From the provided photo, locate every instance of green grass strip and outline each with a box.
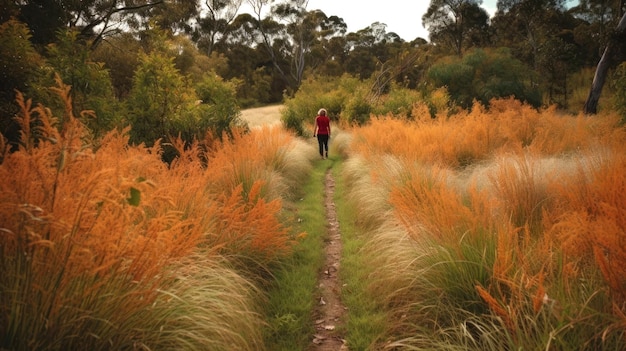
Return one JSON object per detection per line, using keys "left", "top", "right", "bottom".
{"left": 264, "top": 154, "right": 387, "bottom": 350}
{"left": 262, "top": 157, "right": 332, "bottom": 350}
{"left": 331, "top": 160, "right": 388, "bottom": 351}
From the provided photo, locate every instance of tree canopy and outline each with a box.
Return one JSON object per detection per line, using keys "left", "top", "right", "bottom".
{"left": 1, "top": 0, "right": 626, "bottom": 147}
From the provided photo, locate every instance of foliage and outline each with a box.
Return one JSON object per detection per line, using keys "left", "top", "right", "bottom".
{"left": 341, "top": 86, "right": 372, "bottom": 125}
{"left": 281, "top": 75, "right": 354, "bottom": 135}
{"left": 0, "top": 19, "right": 46, "bottom": 145}
{"left": 125, "top": 51, "right": 197, "bottom": 147}
{"left": 282, "top": 73, "right": 439, "bottom": 133}
{"left": 423, "top": 0, "right": 491, "bottom": 55}
{"left": 371, "top": 84, "right": 423, "bottom": 118}
{"left": 91, "top": 32, "right": 143, "bottom": 99}
{"left": 45, "top": 29, "right": 121, "bottom": 139}
{"left": 428, "top": 48, "right": 542, "bottom": 109}
{"left": 2, "top": 0, "right": 625, "bottom": 113}
{"left": 194, "top": 72, "right": 243, "bottom": 139}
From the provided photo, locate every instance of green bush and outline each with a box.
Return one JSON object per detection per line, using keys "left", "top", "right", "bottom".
{"left": 372, "top": 84, "right": 424, "bottom": 118}
{"left": 282, "top": 75, "right": 371, "bottom": 134}
{"left": 0, "top": 19, "right": 46, "bottom": 144}
{"left": 282, "top": 76, "right": 347, "bottom": 135}
{"left": 341, "top": 88, "right": 372, "bottom": 125}
{"left": 45, "top": 29, "right": 122, "bottom": 139}
{"left": 195, "top": 72, "right": 243, "bottom": 138}
{"left": 428, "top": 48, "right": 542, "bottom": 109}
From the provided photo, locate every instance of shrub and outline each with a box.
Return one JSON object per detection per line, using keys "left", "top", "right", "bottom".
{"left": 341, "top": 86, "right": 372, "bottom": 125}
{"left": 126, "top": 51, "right": 197, "bottom": 147}
{"left": 372, "top": 84, "right": 423, "bottom": 118}
{"left": 0, "top": 19, "right": 46, "bottom": 145}
{"left": 282, "top": 75, "right": 363, "bottom": 135}
{"left": 428, "top": 48, "right": 542, "bottom": 109}
{"left": 194, "top": 72, "right": 243, "bottom": 139}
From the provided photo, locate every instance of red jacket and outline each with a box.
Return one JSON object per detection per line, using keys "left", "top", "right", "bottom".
{"left": 315, "top": 115, "right": 330, "bottom": 135}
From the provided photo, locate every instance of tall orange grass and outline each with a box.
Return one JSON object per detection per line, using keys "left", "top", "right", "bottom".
{"left": 349, "top": 98, "right": 624, "bottom": 168}
{"left": 0, "top": 79, "right": 303, "bottom": 349}
{"left": 548, "top": 149, "right": 626, "bottom": 303}
{"left": 344, "top": 98, "right": 626, "bottom": 349}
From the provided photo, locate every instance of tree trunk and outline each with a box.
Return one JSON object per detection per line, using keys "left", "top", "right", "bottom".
{"left": 583, "top": 12, "right": 626, "bottom": 115}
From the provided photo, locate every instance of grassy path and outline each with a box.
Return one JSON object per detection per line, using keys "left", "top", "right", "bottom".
{"left": 263, "top": 154, "right": 386, "bottom": 350}
{"left": 262, "top": 153, "right": 361, "bottom": 350}
{"left": 261, "top": 157, "right": 331, "bottom": 350}
{"left": 241, "top": 106, "right": 381, "bottom": 350}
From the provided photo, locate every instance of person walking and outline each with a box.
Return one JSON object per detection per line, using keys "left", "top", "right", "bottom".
{"left": 313, "top": 108, "right": 331, "bottom": 159}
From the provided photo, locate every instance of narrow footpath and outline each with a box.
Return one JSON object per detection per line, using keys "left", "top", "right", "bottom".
{"left": 309, "top": 169, "right": 348, "bottom": 351}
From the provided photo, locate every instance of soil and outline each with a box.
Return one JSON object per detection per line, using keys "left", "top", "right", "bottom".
{"left": 309, "top": 170, "right": 348, "bottom": 351}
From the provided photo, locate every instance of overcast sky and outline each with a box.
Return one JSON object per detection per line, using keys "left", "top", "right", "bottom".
{"left": 239, "top": 1, "right": 581, "bottom": 42}
{"left": 304, "top": 0, "right": 498, "bottom": 41}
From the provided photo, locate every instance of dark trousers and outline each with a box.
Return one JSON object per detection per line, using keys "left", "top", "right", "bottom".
{"left": 317, "top": 134, "right": 329, "bottom": 156}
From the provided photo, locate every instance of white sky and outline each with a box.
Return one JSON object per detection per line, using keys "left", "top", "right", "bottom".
{"left": 238, "top": 1, "right": 498, "bottom": 41}
{"left": 304, "top": 0, "right": 498, "bottom": 41}
{"left": 239, "top": 1, "right": 582, "bottom": 42}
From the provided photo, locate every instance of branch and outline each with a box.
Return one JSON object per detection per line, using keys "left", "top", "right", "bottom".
{"left": 81, "top": 1, "right": 165, "bottom": 45}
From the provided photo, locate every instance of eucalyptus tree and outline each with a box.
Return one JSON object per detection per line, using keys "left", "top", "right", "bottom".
{"left": 310, "top": 15, "right": 348, "bottom": 76}
{"left": 273, "top": 1, "right": 318, "bottom": 89}
{"left": 571, "top": 0, "right": 625, "bottom": 35}
{"left": 344, "top": 22, "right": 403, "bottom": 80}
{"left": 491, "top": 0, "right": 567, "bottom": 67}
{"left": 422, "top": 0, "right": 490, "bottom": 56}
{"left": 491, "top": 0, "right": 585, "bottom": 106}
{"left": 293, "top": 10, "right": 348, "bottom": 82}
{"left": 192, "top": 0, "right": 243, "bottom": 55}
{"left": 570, "top": 0, "right": 625, "bottom": 60}
{"left": 245, "top": 0, "right": 348, "bottom": 95}
{"left": 567, "top": 0, "right": 626, "bottom": 113}
{"left": 245, "top": 0, "right": 291, "bottom": 92}
{"left": 6, "top": 0, "right": 198, "bottom": 48}
{"left": 584, "top": 11, "right": 626, "bottom": 114}
{"left": 219, "top": 13, "right": 277, "bottom": 104}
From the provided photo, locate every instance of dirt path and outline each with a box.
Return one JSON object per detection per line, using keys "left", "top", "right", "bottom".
{"left": 240, "top": 105, "right": 283, "bottom": 127}
{"left": 309, "top": 169, "right": 348, "bottom": 351}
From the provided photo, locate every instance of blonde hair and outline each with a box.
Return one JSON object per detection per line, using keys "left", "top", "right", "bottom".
{"left": 318, "top": 108, "right": 327, "bottom": 116}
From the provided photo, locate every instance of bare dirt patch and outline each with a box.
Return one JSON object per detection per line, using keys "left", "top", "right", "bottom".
{"left": 309, "top": 170, "right": 348, "bottom": 351}
{"left": 240, "top": 105, "right": 283, "bottom": 127}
